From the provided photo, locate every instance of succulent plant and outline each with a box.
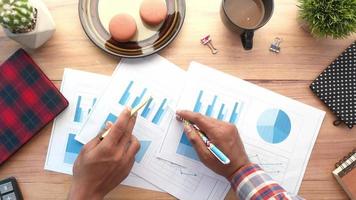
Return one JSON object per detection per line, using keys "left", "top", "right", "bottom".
{"left": 298, "top": 0, "right": 356, "bottom": 39}
{"left": 0, "top": 0, "right": 37, "bottom": 33}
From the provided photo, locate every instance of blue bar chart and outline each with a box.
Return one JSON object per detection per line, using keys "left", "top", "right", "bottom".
{"left": 152, "top": 98, "right": 167, "bottom": 124}
{"left": 64, "top": 133, "right": 83, "bottom": 164}
{"left": 119, "top": 81, "right": 134, "bottom": 105}
{"left": 191, "top": 90, "right": 241, "bottom": 123}
{"left": 131, "top": 88, "right": 147, "bottom": 108}
{"left": 117, "top": 80, "right": 169, "bottom": 126}
{"left": 103, "top": 113, "right": 118, "bottom": 129}
{"left": 217, "top": 104, "right": 226, "bottom": 120}
{"left": 74, "top": 95, "right": 97, "bottom": 123}
{"left": 141, "top": 97, "right": 154, "bottom": 118}
{"left": 176, "top": 133, "right": 200, "bottom": 161}
{"left": 176, "top": 90, "right": 243, "bottom": 160}
{"left": 135, "top": 140, "right": 151, "bottom": 163}
{"left": 229, "top": 102, "right": 239, "bottom": 124}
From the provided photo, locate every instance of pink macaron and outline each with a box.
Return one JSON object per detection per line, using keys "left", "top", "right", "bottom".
{"left": 109, "top": 14, "right": 137, "bottom": 42}
{"left": 140, "top": 0, "right": 168, "bottom": 26}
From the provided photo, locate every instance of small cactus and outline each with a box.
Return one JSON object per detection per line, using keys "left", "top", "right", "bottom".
{"left": 0, "top": 0, "right": 37, "bottom": 33}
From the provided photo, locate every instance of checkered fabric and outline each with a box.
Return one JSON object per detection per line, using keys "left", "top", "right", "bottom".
{"left": 229, "top": 163, "right": 303, "bottom": 200}
{"left": 0, "top": 49, "right": 68, "bottom": 165}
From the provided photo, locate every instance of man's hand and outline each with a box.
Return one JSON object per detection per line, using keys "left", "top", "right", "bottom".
{"left": 68, "top": 107, "right": 140, "bottom": 200}
{"left": 176, "top": 110, "right": 250, "bottom": 179}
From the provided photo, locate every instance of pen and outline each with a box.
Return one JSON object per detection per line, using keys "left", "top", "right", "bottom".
{"left": 100, "top": 96, "right": 153, "bottom": 140}
{"left": 179, "top": 117, "right": 231, "bottom": 165}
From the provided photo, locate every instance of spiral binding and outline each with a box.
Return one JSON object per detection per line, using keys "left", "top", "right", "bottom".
{"left": 335, "top": 149, "right": 356, "bottom": 177}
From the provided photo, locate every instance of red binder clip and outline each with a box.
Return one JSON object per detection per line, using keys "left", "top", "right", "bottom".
{"left": 201, "top": 35, "right": 218, "bottom": 54}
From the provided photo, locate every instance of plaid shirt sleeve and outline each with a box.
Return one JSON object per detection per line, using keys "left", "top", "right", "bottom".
{"left": 229, "top": 163, "right": 304, "bottom": 200}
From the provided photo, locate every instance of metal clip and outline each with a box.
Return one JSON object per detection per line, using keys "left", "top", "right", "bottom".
{"left": 201, "top": 35, "right": 218, "bottom": 54}
{"left": 269, "top": 37, "right": 282, "bottom": 53}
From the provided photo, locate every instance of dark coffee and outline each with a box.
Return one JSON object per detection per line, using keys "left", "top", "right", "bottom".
{"left": 224, "top": 0, "right": 265, "bottom": 29}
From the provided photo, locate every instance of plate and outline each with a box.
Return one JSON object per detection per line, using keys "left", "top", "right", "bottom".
{"left": 78, "top": 0, "right": 186, "bottom": 58}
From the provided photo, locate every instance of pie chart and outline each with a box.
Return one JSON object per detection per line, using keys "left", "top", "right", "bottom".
{"left": 257, "top": 109, "right": 291, "bottom": 144}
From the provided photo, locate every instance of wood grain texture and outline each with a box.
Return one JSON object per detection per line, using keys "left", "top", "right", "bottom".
{"left": 0, "top": 0, "right": 355, "bottom": 199}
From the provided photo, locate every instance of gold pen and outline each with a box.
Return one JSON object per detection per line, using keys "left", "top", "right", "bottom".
{"left": 99, "top": 96, "right": 153, "bottom": 140}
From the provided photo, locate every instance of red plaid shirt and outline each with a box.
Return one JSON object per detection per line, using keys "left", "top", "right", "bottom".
{"left": 229, "top": 163, "right": 304, "bottom": 200}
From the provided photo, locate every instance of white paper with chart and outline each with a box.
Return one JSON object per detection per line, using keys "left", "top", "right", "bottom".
{"left": 44, "top": 69, "right": 161, "bottom": 192}
{"left": 75, "top": 56, "right": 230, "bottom": 200}
{"left": 158, "top": 62, "right": 325, "bottom": 194}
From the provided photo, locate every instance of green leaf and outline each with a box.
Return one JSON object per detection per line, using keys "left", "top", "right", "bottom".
{"left": 298, "top": 0, "right": 356, "bottom": 38}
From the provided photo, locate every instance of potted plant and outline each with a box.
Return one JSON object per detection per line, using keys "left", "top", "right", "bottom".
{"left": 0, "top": 0, "right": 55, "bottom": 49}
{"left": 298, "top": 0, "right": 356, "bottom": 39}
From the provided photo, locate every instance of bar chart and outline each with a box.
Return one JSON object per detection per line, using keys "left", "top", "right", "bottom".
{"left": 64, "top": 133, "right": 83, "bottom": 165}
{"left": 67, "top": 94, "right": 97, "bottom": 164}
{"left": 103, "top": 113, "right": 118, "bottom": 128}
{"left": 73, "top": 95, "right": 97, "bottom": 123}
{"left": 135, "top": 140, "right": 151, "bottom": 163}
{"left": 176, "top": 90, "right": 243, "bottom": 161}
{"left": 63, "top": 132, "right": 152, "bottom": 165}
{"left": 118, "top": 80, "right": 170, "bottom": 126}
{"left": 192, "top": 90, "right": 241, "bottom": 123}
{"left": 176, "top": 133, "right": 200, "bottom": 161}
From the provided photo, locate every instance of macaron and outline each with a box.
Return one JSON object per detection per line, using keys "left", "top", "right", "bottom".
{"left": 109, "top": 14, "right": 137, "bottom": 42}
{"left": 140, "top": 0, "right": 167, "bottom": 26}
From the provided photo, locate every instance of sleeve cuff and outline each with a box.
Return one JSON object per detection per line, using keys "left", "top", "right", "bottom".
{"left": 228, "top": 163, "right": 263, "bottom": 189}
{"left": 229, "top": 163, "right": 287, "bottom": 200}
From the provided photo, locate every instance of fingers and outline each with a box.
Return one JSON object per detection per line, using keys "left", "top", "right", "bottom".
{"left": 126, "top": 113, "right": 138, "bottom": 137}
{"left": 125, "top": 135, "right": 141, "bottom": 158}
{"left": 183, "top": 123, "right": 211, "bottom": 162}
{"left": 117, "top": 114, "right": 137, "bottom": 153}
{"left": 176, "top": 110, "right": 214, "bottom": 134}
{"left": 122, "top": 155, "right": 136, "bottom": 178}
{"left": 105, "top": 107, "right": 131, "bottom": 144}
{"left": 83, "top": 134, "right": 101, "bottom": 151}
{"left": 84, "top": 122, "right": 113, "bottom": 151}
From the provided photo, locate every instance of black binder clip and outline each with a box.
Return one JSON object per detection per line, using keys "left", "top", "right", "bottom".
{"left": 269, "top": 37, "right": 282, "bottom": 53}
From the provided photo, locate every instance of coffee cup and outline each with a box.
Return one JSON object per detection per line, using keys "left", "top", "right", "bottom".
{"left": 220, "top": 0, "right": 274, "bottom": 50}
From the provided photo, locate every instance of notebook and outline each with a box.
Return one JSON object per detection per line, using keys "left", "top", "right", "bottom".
{"left": 310, "top": 41, "right": 356, "bottom": 128}
{"left": 333, "top": 149, "right": 356, "bottom": 200}
{"left": 0, "top": 49, "right": 69, "bottom": 165}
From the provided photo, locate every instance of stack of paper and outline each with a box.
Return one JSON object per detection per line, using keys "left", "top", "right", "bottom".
{"left": 44, "top": 69, "right": 161, "bottom": 191}
{"left": 45, "top": 55, "right": 325, "bottom": 199}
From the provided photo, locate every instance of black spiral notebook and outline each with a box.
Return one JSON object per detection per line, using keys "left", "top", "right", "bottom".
{"left": 310, "top": 41, "right": 356, "bottom": 129}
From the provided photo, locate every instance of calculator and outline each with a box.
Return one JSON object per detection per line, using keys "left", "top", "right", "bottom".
{"left": 0, "top": 177, "right": 23, "bottom": 200}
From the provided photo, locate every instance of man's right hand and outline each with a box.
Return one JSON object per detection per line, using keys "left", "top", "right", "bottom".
{"left": 68, "top": 107, "right": 140, "bottom": 200}
{"left": 176, "top": 110, "right": 250, "bottom": 179}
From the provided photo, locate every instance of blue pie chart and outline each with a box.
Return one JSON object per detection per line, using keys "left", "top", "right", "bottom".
{"left": 257, "top": 109, "right": 291, "bottom": 144}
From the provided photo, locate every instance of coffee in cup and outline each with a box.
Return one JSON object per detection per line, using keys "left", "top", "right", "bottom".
{"left": 220, "top": 0, "right": 274, "bottom": 50}
{"left": 224, "top": 0, "right": 265, "bottom": 29}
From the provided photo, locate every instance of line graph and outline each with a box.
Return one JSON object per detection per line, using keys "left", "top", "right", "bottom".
{"left": 248, "top": 154, "right": 284, "bottom": 174}
{"left": 180, "top": 169, "right": 198, "bottom": 177}
{"left": 246, "top": 149, "right": 289, "bottom": 182}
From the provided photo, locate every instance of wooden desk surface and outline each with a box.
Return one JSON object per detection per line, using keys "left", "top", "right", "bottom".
{"left": 0, "top": 0, "right": 355, "bottom": 199}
